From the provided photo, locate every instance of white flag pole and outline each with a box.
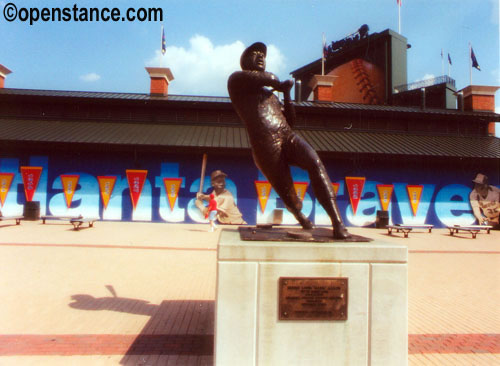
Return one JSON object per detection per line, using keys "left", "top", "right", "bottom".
{"left": 398, "top": 1, "right": 401, "bottom": 34}
{"left": 322, "top": 33, "right": 326, "bottom": 76}
{"left": 441, "top": 49, "right": 444, "bottom": 76}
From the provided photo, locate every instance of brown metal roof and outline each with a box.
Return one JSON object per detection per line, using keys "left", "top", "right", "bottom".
{"left": 0, "top": 119, "right": 252, "bottom": 150}
{"left": 0, "top": 88, "right": 232, "bottom": 104}
{"left": 1, "top": 118, "right": 498, "bottom": 158}
{"left": 1, "top": 88, "right": 499, "bottom": 120}
{"left": 297, "top": 129, "right": 500, "bottom": 158}
{"left": 294, "top": 100, "right": 500, "bottom": 119}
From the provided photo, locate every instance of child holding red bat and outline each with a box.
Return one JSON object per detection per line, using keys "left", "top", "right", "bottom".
{"left": 206, "top": 193, "right": 218, "bottom": 232}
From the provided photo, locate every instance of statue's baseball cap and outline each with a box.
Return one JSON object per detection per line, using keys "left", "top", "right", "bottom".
{"left": 211, "top": 170, "right": 227, "bottom": 180}
{"left": 240, "top": 42, "right": 267, "bottom": 70}
{"left": 472, "top": 173, "right": 488, "bottom": 185}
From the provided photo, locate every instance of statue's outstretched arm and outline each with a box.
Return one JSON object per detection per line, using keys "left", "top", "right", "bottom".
{"left": 228, "top": 71, "right": 296, "bottom": 127}
{"left": 230, "top": 71, "right": 291, "bottom": 91}
{"left": 281, "top": 80, "right": 296, "bottom": 127}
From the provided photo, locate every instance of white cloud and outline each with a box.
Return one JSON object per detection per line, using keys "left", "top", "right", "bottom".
{"left": 147, "top": 35, "right": 286, "bottom": 96}
{"left": 415, "top": 73, "right": 436, "bottom": 82}
{"left": 80, "top": 73, "right": 101, "bottom": 82}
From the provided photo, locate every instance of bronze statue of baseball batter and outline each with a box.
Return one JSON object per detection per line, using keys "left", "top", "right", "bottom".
{"left": 228, "top": 42, "right": 350, "bottom": 239}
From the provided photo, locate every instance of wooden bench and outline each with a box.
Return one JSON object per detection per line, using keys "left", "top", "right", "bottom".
{"left": 70, "top": 217, "right": 98, "bottom": 230}
{"left": 387, "top": 224, "right": 434, "bottom": 238}
{"left": 41, "top": 215, "right": 82, "bottom": 224}
{"left": 0, "top": 215, "right": 23, "bottom": 225}
{"left": 447, "top": 225, "right": 493, "bottom": 239}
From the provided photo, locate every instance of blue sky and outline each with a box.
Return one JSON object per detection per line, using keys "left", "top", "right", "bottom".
{"left": 1, "top": 0, "right": 499, "bottom": 130}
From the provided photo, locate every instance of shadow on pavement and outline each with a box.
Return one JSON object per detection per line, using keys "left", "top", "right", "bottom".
{"left": 69, "top": 285, "right": 214, "bottom": 365}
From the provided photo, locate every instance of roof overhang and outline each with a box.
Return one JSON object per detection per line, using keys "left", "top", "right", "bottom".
{"left": 1, "top": 118, "right": 498, "bottom": 159}
{"left": 0, "top": 64, "right": 12, "bottom": 78}
{"left": 145, "top": 67, "right": 174, "bottom": 83}
{"left": 458, "top": 85, "right": 500, "bottom": 98}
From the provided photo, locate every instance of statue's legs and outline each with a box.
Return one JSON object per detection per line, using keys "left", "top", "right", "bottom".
{"left": 253, "top": 150, "right": 313, "bottom": 229}
{"left": 285, "top": 134, "right": 350, "bottom": 239}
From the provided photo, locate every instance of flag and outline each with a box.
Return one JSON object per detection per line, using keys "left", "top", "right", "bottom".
{"left": 322, "top": 33, "right": 327, "bottom": 59}
{"left": 397, "top": 0, "right": 402, "bottom": 6}
{"left": 161, "top": 26, "right": 166, "bottom": 55}
{"left": 471, "top": 47, "right": 480, "bottom": 71}
{"left": 447, "top": 53, "right": 452, "bottom": 65}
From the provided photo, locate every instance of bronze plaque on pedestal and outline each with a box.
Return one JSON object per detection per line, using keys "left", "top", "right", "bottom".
{"left": 279, "top": 277, "right": 348, "bottom": 321}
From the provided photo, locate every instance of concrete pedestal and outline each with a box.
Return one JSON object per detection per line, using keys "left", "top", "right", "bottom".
{"left": 215, "top": 229, "right": 408, "bottom": 366}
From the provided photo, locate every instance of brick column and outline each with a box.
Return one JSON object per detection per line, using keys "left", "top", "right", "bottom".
{"left": 0, "top": 64, "right": 12, "bottom": 89}
{"left": 309, "top": 75, "right": 338, "bottom": 102}
{"left": 145, "top": 67, "right": 174, "bottom": 96}
{"left": 459, "top": 85, "right": 499, "bottom": 136}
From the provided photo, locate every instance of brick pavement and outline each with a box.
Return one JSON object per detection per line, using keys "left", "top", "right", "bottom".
{"left": 0, "top": 221, "right": 498, "bottom": 365}
{"left": 408, "top": 334, "right": 500, "bottom": 354}
{"left": 0, "top": 334, "right": 498, "bottom": 357}
{"left": 0, "top": 334, "right": 214, "bottom": 356}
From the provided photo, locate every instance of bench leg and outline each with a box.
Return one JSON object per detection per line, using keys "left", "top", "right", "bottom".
{"left": 388, "top": 228, "right": 392, "bottom": 235}
{"left": 89, "top": 222, "right": 94, "bottom": 228}
{"left": 449, "top": 230, "right": 454, "bottom": 236}
{"left": 471, "top": 232, "right": 478, "bottom": 239}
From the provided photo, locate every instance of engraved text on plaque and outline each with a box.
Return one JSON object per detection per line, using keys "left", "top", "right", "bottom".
{"left": 279, "top": 277, "right": 348, "bottom": 321}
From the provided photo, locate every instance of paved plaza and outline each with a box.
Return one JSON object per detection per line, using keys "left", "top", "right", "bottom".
{"left": 0, "top": 220, "right": 498, "bottom": 365}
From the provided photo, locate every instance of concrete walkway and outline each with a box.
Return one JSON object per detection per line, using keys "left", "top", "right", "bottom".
{"left": 0, "top": 220, "right": 498, "bottom": 365}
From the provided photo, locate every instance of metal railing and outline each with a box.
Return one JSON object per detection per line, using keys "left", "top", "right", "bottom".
{"left": 394, "top": 75, "right": 456, "bottom": 93}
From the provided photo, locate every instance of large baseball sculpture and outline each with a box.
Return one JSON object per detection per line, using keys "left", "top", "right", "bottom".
{"left": 329, "top": 58, "right": 385, "bottom": 105}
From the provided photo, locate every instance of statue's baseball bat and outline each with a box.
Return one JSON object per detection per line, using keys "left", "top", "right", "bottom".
{"left": 199, "top": 153, "right": 207, "bottom": 193}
